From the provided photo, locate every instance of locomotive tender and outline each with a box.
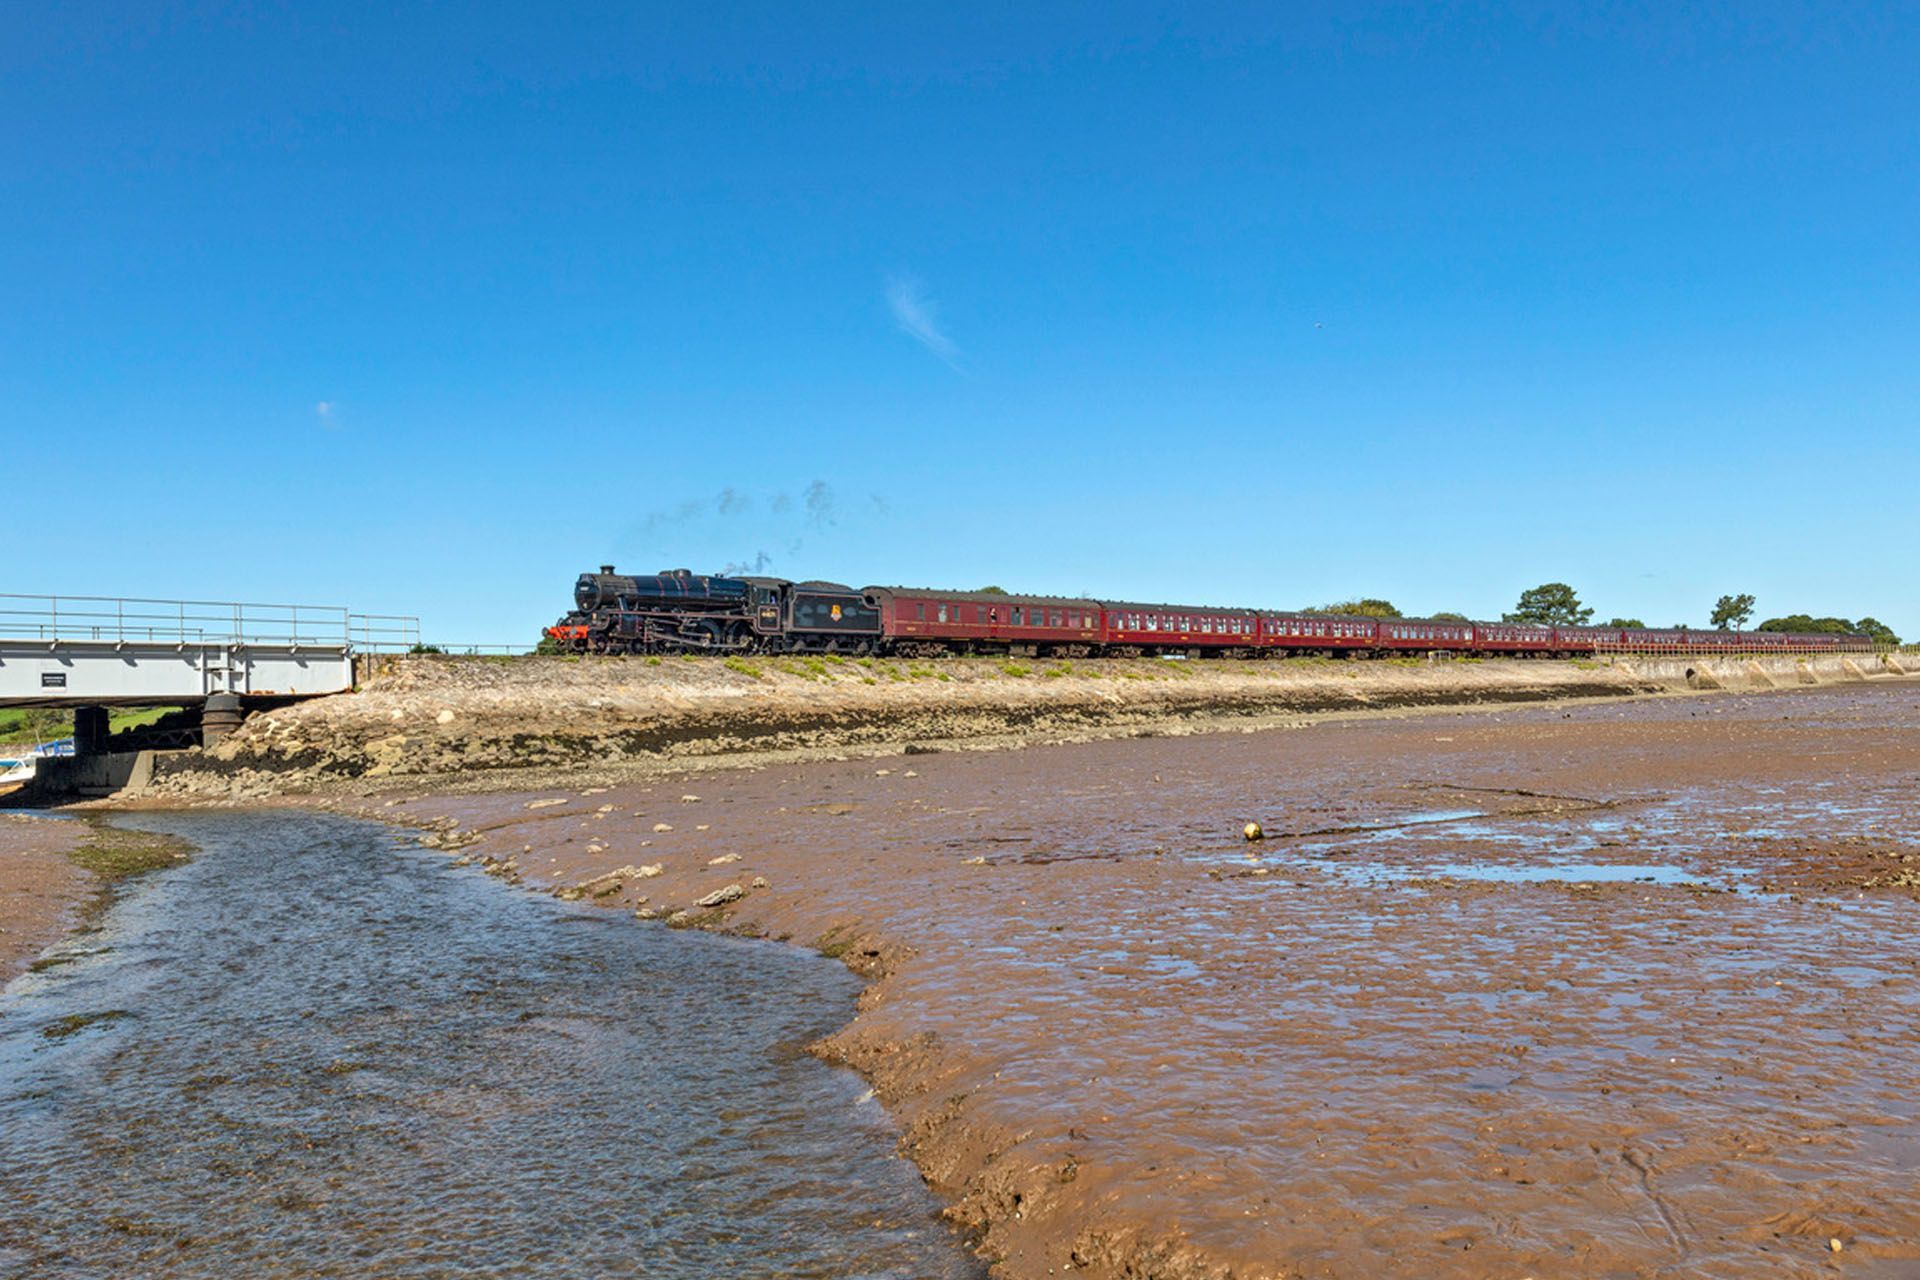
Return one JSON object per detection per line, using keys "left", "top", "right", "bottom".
{"left": 545, "top": 566, "right": 1875, "bottom": 660}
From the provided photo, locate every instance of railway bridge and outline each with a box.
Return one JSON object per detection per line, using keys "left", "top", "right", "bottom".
{"left": 1, "top": 595, "right": 416, "bottom": 790}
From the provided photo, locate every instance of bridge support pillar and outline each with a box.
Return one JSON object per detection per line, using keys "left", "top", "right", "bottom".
{"left": 202, "top": 693, "right": 245, "bottom": 747}
{"left": 73, "top": 706, "right": 110, "bottom": 755}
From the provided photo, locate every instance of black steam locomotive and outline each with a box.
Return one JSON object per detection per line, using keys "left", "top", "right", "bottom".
{"left": 546, "top": 567, "right": 881, "bottom": 655}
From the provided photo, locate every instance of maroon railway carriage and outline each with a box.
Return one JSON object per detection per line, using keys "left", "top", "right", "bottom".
{"left": 868, "top": 587, "right": 1104, "bottom": 656}
{"left": 1470, "top": 622, "right": 1560, "bottom": 656}
{"left": 1257, "top": 614, "right": 1378, "bottom": 654}
{"left": 1371, "top": 618, "right": 1479, "bottom": 654}
{"left": 1100, "top": 602, "right": 1262, "bottom": 655}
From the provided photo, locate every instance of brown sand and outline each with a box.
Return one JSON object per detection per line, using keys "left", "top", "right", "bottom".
{"left": 0, "top": 815, "right": 92, "bottom": 983}
{"left": 325, "top": 681, "right": 1920, "bottom": 1279}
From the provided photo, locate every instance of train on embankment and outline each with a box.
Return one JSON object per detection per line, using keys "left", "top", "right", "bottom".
{"left": 544, "top": 566, "right": 1877, "bottom": 660}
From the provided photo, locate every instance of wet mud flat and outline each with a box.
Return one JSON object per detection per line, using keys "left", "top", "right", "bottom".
{"left": 0, "top": 815, "right": 93, "bottom": 984}
{"left": 0, "top": 811, "right": 983, "bottom": 1278}
{"left": 389, "top": 682, "right": 1920, "bottom": 1279}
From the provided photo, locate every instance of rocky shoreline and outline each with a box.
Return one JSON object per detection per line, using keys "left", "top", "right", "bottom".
{"left": 142, "top": 653, "right": 1675, "bottom": 801}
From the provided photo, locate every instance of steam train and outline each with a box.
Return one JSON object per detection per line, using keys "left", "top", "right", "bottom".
{"left": 545, "top": 566, "right": 1876, "bottom": 660}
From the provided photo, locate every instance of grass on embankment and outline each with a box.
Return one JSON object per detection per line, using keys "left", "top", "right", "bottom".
{"left": 0, "top": 707, "right": 180, "bottom": 746}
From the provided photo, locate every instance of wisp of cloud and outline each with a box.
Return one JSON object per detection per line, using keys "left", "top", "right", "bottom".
{"left": 885, "top": 275, "right": 961, "bottom": 368}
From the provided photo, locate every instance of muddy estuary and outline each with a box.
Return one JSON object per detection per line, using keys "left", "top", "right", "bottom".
{"left": 386, "top": 682, "right": 1920, "bottom": 1278}
{"left": 0, "top": 811, "right": 981, "bottom": 1278}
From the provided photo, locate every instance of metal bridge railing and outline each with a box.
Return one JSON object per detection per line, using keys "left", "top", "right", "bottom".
{"left": 0, "top": 594, "right": 420, "bottom": 654}
{"left": 348, "top": 614, "right": 426, "bottom": 653}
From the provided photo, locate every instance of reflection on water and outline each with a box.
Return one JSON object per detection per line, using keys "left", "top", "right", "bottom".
{"left": 0, "top": 812, "right": 981, "bottom": 1279}
{"left": 1427, "top": 862, "right": 1696, "bottom": 886}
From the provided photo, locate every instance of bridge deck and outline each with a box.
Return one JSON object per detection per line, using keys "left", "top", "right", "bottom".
{"left": 0, "top": 594, "right": 418, "bottom": 708}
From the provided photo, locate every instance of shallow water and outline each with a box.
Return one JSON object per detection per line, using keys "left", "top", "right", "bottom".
{"left": 0, "top": 811, "right": 981, "bottom": 1279}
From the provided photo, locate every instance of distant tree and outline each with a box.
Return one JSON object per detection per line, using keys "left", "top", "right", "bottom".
{"left": 1757, "top": 614, "right": 1856, "bottom": 635}
{"left": 1505, "top": 583, "right": 1592, "bottom": 627}
{"left": 1430, "top": 611, "right": 1470, "bottom": 622}
{"left": 1710, "top": 593, "right": 1757, "bottom": 631}
{"left": 1305, "top": 598, "right": 1402, "bottom": 618}
{"left": 408, "top": 643, "right": 446, "bottom": 655}
{"left": 1854, "top": 617, "right": 1901, "bottom": 646}
{"left": 976, "top": 586, "right": 1008, "bottom": 595}
{"left": 534, "top": 635, "right": 563, "bottom": 656}
{"left": 1603, "top": 617, "right": 1646, "bottom": 629}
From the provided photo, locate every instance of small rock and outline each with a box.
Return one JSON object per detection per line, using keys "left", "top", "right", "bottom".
{"left": 680, "top": 794, "right": 700, "bottom": 803}
{"left": 962, "top": 856, "right": 987, "bottom": 866}
{"left": 1243, "top": 822, "right": 1264, "bottom": 842}
{"left": 525, "top": 798, "right": 568, "bottom": 810}
{"left": 874, "top": 769, "right": 891, "bottom": 777}
{"left": 597, "top": 804, "right": 615, "bottom": 813}
{"left": 708, "top": 853, "right": 741, "bottom": 865}
{"left": 652, "top": 822, "right": 673, "bottom": 833}
{"left": 636, "top": 863, "right": 664, "bottom": 878}
{"left": 750, "top": 876, "right": 769, "bottom": 889}
{"left": 695, "top": 823, "right": 710, "bottom": 831}
{"left": 695, "top": 883, "right": 746, "bottom": 908}
{"left": 903, "top": 770, "right": 918, "bottom": 778}
{"left": 1830, "top": 1238, "right": 1844, "bottom": 1253}
{"left": 435, "top": 709, "right": 456, "bottom": 725}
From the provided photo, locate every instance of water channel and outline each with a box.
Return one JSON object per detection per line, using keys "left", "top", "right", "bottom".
{"left": 0, "top": 811, "right": 981, "bottom": 1278}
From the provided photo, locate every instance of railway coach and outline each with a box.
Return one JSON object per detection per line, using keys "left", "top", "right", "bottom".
{"left": 868, "top": 588, "right": 1104, "bottom": 658}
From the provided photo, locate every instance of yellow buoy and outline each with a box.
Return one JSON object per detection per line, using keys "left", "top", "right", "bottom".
{"left": 1243, "top": 822, "right": 1264, "bottom": 842}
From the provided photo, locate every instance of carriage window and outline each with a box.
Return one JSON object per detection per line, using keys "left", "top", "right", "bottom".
{"left": 1011, "top": 607, "right": 1023, "bottom": 625}
{"left": 916, "top": 604, "right": 926, "bottom": 621}
{"left": 936, "top": 604, "right": 948, "bottom": 623}
{"left": 1051, "top": 610, "right": 1063, "bottom": 627}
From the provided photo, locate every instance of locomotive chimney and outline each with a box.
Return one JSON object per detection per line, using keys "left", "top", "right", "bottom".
{"left": 600, "top": 564, "right": 614, "bottom": 574}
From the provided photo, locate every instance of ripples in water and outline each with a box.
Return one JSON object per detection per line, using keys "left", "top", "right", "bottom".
{"left": 0, "top": 811, "right": 981, "bottom": 1279}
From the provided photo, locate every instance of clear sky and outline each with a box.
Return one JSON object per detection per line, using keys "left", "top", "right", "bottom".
{"left": 6, "top": 3, "right": 1916, "bottom": 643}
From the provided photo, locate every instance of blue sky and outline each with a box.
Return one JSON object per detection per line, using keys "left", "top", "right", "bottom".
{"left": 6, "top": 3, "right": 1916, "bottom": 642}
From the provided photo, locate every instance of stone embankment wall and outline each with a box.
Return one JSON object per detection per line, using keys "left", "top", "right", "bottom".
{"left": 1611, "top": 650, "right": 1912, "bottom": 690}
{"left": 139, "top": 654, "right": 1655, "bottom": 797}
